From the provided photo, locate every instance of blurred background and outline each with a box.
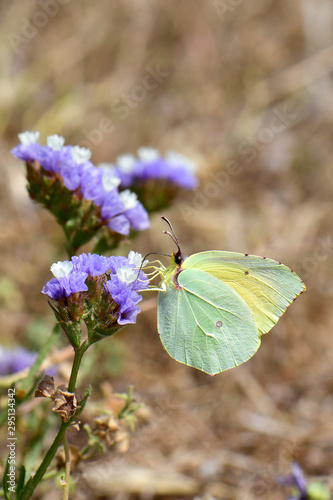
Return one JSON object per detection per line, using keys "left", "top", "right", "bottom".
{"left": 1, "top": 0, "right": 333, "bottom": 498}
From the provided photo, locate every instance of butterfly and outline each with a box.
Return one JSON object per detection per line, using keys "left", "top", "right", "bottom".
{"left": 156, "top": 217, "right": 305, "bottom": 375}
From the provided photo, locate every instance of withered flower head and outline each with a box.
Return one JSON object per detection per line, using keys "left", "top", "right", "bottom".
{"left": 52, "top": 385, "right": 80, "bottom": 422}
{"left": 92, "top": 413, "right": 129, "bottom": 453}
{"left": 35, "top": 374, "right": 55, "bottom": 398}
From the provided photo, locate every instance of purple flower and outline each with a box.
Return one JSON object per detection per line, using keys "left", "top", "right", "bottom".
{"left": 35, "top": 146, "right": 61, "bottom": 174}
{"left": 80, "top": 166, "right": 104, "bottom": 204}
{"left": 119, "top": 190, "right": 150, "bottom": 231}
{"left": 62, "top": 272, "right": 89, "bottom": 295}
{"left": 11, "top": 132, "right": 151, "bottom": 237}
{"left": 42, "top": 260, "right": 88, "bottom": 301}
{"left": 0, "top": 346, "right": 57, "bottom": 377}
{"left": 36, "top": 136, "right": 67, "bottom": 173}
{"left": 100, "top": 158, "right": 135, "bottom": 187}
{"left": 277, "top": 462, "right": 308, "bottom": 500}
{"left": 58, "top": 147, "right": 93, "bottom": 191}
{"left": 104, "top": 252, "right": 149, "bottom": 324}
{"left": 42, "top": 252, "right": 149, "bottom": 330}
{"left": 105, "top": 276, "right": 142, "bottom": 324}
{"left": 0, "top": 346, "right": 37, "bottom": 375}
{"left": 106, "top": 214, "right": 131, "bottom": 235}
{"left": 42, "top": 273, "right": 88, "bottom": 300}
{"left": 11, "top": 131, "right": 43, "bottom": 163}
{"left": 108, "top": 252, "right": 149, "bottom": 292}
{"left": 125, "top": 203, "right": 150, "bottom": 231}
{"left": 80, "top": 166, "right": 122, "bottom": 208}
{"left": 109, "top": 147, "right": 199, "bottom": 190}
{"left": 72, "top": 253, "right": 110, "bottom": 277}
{"left": 41, "top": 278, "right": 67, "bottom": 301}
{"left": 100, "top": 189, "right": 125, "bottom": 221}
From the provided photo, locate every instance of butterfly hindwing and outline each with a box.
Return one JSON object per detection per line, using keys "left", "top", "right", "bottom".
{"left": 158, "top": 268, "right": 260, "bottom": 375}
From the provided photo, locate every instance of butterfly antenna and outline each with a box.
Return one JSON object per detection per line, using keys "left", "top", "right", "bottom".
{"left": 140, "top": 252, "right": 171, "bottom": 267}
{"left": 161, "top": 216, "right": 181, "bottom": 254}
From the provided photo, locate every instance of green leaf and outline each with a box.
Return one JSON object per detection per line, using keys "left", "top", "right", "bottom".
{"left": 16, "top": 466, "right": 26, "bottom": 497}
{"left": 2, "top": 456, "right": 11, "bottom": 500}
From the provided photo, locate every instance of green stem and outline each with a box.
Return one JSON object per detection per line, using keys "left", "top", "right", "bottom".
{"left": 19, "top": 421, "right": 69, "bottom": 500}
{"left": 19, "top": 342, "right": 89, "bottom": 500}
{"left": 68, "top": 341, "right": 89, "bottom": 392}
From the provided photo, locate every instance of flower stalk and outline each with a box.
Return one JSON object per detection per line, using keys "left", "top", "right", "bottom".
{"left": 19, "top": 341, "right": 89, "bottom": 500}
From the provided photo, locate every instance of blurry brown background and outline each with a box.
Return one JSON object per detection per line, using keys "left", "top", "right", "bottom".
{"left": 1, "top": 1, "right": 333, "bottom": 499}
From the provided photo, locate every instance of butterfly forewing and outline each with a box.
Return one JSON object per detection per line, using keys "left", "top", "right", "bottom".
{"left": 182, "top": 251, "right": 305, "bottom": 336}
{"left": 158, "top": 268, "right": 260, "bottom": 375}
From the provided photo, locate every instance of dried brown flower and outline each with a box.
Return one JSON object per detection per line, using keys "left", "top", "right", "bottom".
{"left": 92, "top": 413, "right": 129, "bottom": 453}
{"left": 52, "top": 385, "right": 80, "bottom": 422}
{"left": 35, "top": 375, "right": 55, "bottom": 398}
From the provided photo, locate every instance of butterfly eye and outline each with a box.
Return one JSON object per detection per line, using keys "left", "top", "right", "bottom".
{"left": 174, "top": 252, "right": 183, "bottom": 265}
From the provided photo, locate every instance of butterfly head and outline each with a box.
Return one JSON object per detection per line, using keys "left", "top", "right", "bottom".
{"left": 173, "top": 248, "right": 184, "bottom": 266}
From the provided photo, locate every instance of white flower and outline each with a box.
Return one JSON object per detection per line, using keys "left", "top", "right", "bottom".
{"left": 117, "top": 266, "right": 138, "bottom": 284}
{"left": 71, "top": 146, "right": 91, "bottom": 164}
{"left": 102, "top": 173, "right": 121, "bottom": 192}
{"left": 137, "top": 147, "right": 160, "bottom": 163}
{"left": 47, "top": 135, "right": 65, "bottom": 151}
{"left": 128, "top": 250, "right": 148, "bottom": 268}
{"left": 18, "top": 131, "right": 40, "bottom": 145}
{"left": 120, "top": 190, "right": 138, "bottom": 210}
{"left": 50, "top": 261, "right": 73, "bottom": 279}
{"left": 116, "top": 154, "right": 136, "bottom": 173}
{"left": 165, "top": 150, "right": 197, "bottom": 172}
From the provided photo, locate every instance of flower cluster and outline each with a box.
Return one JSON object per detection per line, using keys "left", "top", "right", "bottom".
{"left": 42, "top": 252, "right": 149, "bottom": 345}
{"left": 11, "top": 132, "right": 150, "bottom": 238}
{"left": 98, "top": 147, "right": 198, "bottom": 213}
{"left": 0, "top": 346, "right": 37, "bottom": 376}
{"left": 102, "top": 146, "right": 198, "bottom": 190}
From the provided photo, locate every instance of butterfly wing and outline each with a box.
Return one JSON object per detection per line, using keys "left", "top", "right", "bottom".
{"left": 183, "top": 251, "right": 305, "bottom": 336}
{"left": 158, "top": 268, "right": 260, "bottom": 375}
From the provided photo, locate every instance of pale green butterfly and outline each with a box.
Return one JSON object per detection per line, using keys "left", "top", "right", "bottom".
{"left": 156, "top": 217, "right": 305, "bottom": 375}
